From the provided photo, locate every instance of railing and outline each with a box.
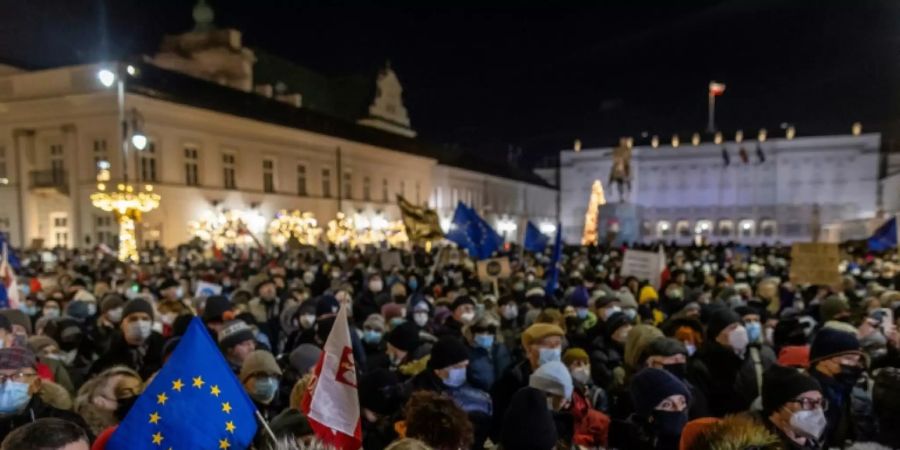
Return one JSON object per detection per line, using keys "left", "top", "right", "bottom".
{"left": 29, "top": 170, "right": 68, "bottom": 194}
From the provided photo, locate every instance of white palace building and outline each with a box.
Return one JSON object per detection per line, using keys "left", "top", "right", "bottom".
{"left": 0, "top": 4, "right": 556, "bottom": 250}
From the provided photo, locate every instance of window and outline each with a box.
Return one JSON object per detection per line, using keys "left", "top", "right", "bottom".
{"left": 0, "top": 216, "right": 10, "bottom": 234}
{"left": 657, "top": 221, "right": 672, "bottom": 238}
{"left": 739, "top": 219, "right": 755, "bottom": 237}
{"left": 49, "top": 144, "right": 64, "bottom": 184}
{"left": 641, "top": 221, "right": 652, "bottom": 237}
{"left": 49, "top": 212, "right": 68, "bottom": 248}
{"left": 695, "top": 220, "right": 713, "bottom": 236}
{"left": 382, "top": 179, "right": 389, "bottom": 202}
{"left": 399, "top": 180, "right": 406, "bottom": 199}
{"left": 717, "top": 220, "right": 734, "bottom": 237}
{"left": 451, "top": 188, "right": 459, "bottom": 206}
{"left": 760, "top": 220, "right": 777, "bottom": 237}
{"left": 343, "top": 172, "right": 352, "bottom": 199}
{"left": 263, "top": 159, "right": 275, "bottom": 193}
{"left": 93, "top": 139, "right": 108, "bottom": 170}
{"left": 184, "top": 146, "right": 199, "bottom": 186}
{"left": 140, "top": 140, "right": 158, "bottom": 182}
{"left": 95, "top": 214, "right": 115, "bottom": 247}
{"left": 222, "top": 153, "right": 236, "bottom": 189}
{"left": 322, "top": 169, "right": 331, "bottom": 198}
{"left": 363, "top": 176, "right": 371, "bottom": 201}
{"left": 676, "top": 220, "right": 691, "bottom": 238}
{"left": 297, "top": 164, "right": 307, "bottom": 196}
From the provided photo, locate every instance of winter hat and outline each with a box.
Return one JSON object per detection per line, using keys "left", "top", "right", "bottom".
{"left": 363, "top": 314, "right": 386, "bottom": 332}
{"left": 777, "top": 345, "right": 810, "bottom": 369}
{"left": 26, "top": 335, "right": 58, "bottom": 355}
{"left": 525, "top": 287, "right": 546, "bottom": 299}
{"left": 158, "top": 278, "right": 180, "bottom": 291}
{"left": 594, "top": 295, "right": 619, "bottom": 309}
{"left": 501, "top": 387, "right": 558, "bottom": 450}
{"left": 360, "top": 368, "right": 403, "bottom": 416}
{"left": 239, "top": 350, "right": 282, "bottom": 382}
{"left": 381, "top": 304, "right": 405, "bottom": 322}
{"left": 568, "top": 287, "right": 589, "bottom": 308}
{"left": 529, "top": 361, "right": 574, "bottom": 400}
{"left": 639, "top": 286, "right": 659, "bottom": 304}
{"left": 428, "top": 337, "right": 469, "bottom": 370}
{"left": 521, "top": 323, "right": 565, "bottom": 347}
{"left": 820, "top": 296, "right": 850, "bottom": 322}
{"left": 617, "top": 289, "right": 638, "bottom": 309}
{"left": 605, "top": 312, "right": 631, "bottom": 338}
{"left": 203, "top": 295, "right": 232, "bottom": 323}
{"left": 0, "top": 310, "right": 32, "bottom": 335}
{"left": 562, "top": 348, "right": 589, "bottom": 366}
{"left": 451, "top": 295, "right": 475, "bottom": 312}
{"left": 315, "top": 295, "right": 340, "bottom": 318}
{"left": 644, "top": 337, "right": 687, "bottom": 358}
{"left": 809, "top": 328, "right": 861, "bottom": 363}
{"left": 217, "top": 320, "right": 256, "bottom": 350}
{"left": 706, "top": 307, "right": 741, "bottom": 341}
{"left": 100, "top": 294, "right": 126, "bottom": 314}
{"left": 0, "top": 347, "right": 37, "bottom": 370}
{"left": 387, "top": 322, "right": 420, "bottom": 353}
{"left": 65, "top": 301, "right": 91, "bottom": 321}
{"left": 630, "top": 367, "right": 691, "bottom": 417}
{"left": 761, "top": 364, "right": 822, "bottom": 416}
{"left": 289, "top": 344, "right": 322, "bottom": 374}
{"left": 122, "top": 298, "right": 154, "bottom": 321}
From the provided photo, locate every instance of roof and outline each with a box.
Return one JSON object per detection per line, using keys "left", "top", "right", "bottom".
{"left": 126, "top": 61, "right": 553, "bottom": 188}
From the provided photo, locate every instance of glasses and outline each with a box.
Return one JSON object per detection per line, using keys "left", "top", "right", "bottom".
{"left": 789, "top": 397, "right": 828, "bottom": 411}
{"left": 0, "top": 372, "right": 37, "bottom": 383}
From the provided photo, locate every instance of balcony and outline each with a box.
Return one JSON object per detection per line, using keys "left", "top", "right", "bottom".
{"left": 30, "top": 170, "right": 68, "bottom": 194}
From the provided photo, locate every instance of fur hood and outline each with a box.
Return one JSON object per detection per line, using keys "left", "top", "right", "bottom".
{"left": 74, "top": 365, "right": 140, "bottom": 436}
{"left": 691, "top": 414, "right": 781, "bottom": 450}
{"left": 38, "top": 380, "right": 73, "bottom": 411}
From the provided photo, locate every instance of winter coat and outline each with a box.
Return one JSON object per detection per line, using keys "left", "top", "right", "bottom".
{"left": 590, "top": 338, "right": 625, "bottom": 391}
{"left": 89, "top": 331, "right": 164, "bottom": 380}
{"left": 435, "top": 316, "right": 465, "bottom": 340}
{"left": 74, "top": 365, "right": 141, "bottom": 436}
{"left": 353, "top": 290, "right": 381, "bottom": 328}
{"left": 466, "top": 341, "right": 511, "bottom": 392}
{"left": 687, "top": 342, "right": 775, "bottom": 417}
{"left": 809, "top": 368, "right": 876, "bottom": 450}
{"left": 406, "top": 370, "right": 492, "bottom": 417}
{"left": 37, "top": 380, "right": 73, "bottom": 411}
{"left": 490, "top": 359, "right": 533, "bottom": 440}
{"left": 570, "top": 389, "right": 610, "bottom": 448}
{"left": 0, "top": 396, "right": 93, "bottom": 443}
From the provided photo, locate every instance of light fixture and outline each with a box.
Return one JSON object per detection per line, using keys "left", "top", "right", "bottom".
{"left": 538, "top": 222, "right": 556, "bottom": 234}
{"left": 659, "top": 222, "right": 670, "bottom": 231}
{"left": 691, "top": 133, "right": 700, "bottom": 146}
{"left": 97, "top": 69, "right": 116, "bottom": 88}
{"left": 852, "top": 122, "right": 862, "bottom": 136}
{"left": 651, "top": 135, "right": 659, "bottom": 148}
{"left": 758, "top": 128, "right": 767, "bottom": 142}
{"left": 714, "top": 132, "right": 723, "bottom": 144}
{"left": 573, "top": 139, "right": 582, "bottom": 152}
{"left": 671, "top": 135, "right": 680, "bottom": 148}
{"left": 735, "top": 130, "right": 744, "bottom": 143}
{"left": 130, "top": 133, "right": 148, "bottom": 150}
{"left": 126, "top": 65, "right": 136, "bottom": 76}
{"left": 786, "top": 126, "right": 796, "bottom": 140}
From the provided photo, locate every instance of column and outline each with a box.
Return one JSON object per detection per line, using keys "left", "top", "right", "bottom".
{"left": 13, "top": 129, "right": 35, "bottom": 247}
{"left": 62, "top": 124, "right": 81, "bottom": 247}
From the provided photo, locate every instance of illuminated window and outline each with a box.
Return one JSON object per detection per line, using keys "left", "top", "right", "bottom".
{"left": 676, "top": 220, "right": 691, "bottom": 238}
{"left": 657, "top": 221, "right": 672, "bottom": 238}
{"left": 262, "top": 159, "right": 275, "bottom": 193}
{"left": 140, "top": 140, "right": 157, "bottom": 182}
{"left": 760, "top": 220, "right": 777, "bottom": 237}
{"left": 717, "top": 220, "right": 734, "bottom": 237}
{"left": 184, "top": 145, "right": 199, "bottom": 186}
{"left": 739, "top": 219, "right": 755, "bottom": 237}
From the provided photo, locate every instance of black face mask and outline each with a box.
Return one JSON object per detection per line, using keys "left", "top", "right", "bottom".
{"left": 652, "top": 410, "right": 688, "bottom": 437}
{"left": 834, "top": 364, "right": 864, "bottom": 386}
{"left": 663, "top": 363, "right": 687, "bottom": 380}
{"left": 113, "top": 395, "right": 138, "bottom": 422}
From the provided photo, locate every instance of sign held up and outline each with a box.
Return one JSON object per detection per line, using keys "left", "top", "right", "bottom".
{"left": 620, "top": 249, "right": 665, "bottom": 288}
{"left": 477, "top": 257, "right": 511, "bottom": 282}
{"left": 789, "top": 243, "right": 841, "bottom": 286}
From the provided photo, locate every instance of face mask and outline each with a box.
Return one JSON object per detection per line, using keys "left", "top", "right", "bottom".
{"left": 623, "top": 308, "right": 637, "bottom": 321}
{"left": 388, "top": 351, "right": 404, "bottom": 367}
{"left": 43, "top": 308, "right": 60, "bottom": 319}
{"left": 107, "top": 307, "right": 123, "bottom": 323}
{"left": 474, "top": 334, "right": 494, "bottom": 349}
{"left": 663, "top": 363, "right": 687, "bottom": 380}
{"left": 19, "top": 305, "right": 37, "bottom": 317}
{"left": 408, "top": 279, "right": 418, "bottom": 291}
{"left": 513, "top": 283, "right": 525, "bottom": 292}
{"left": 571, "top": 367, "right": 591, "bottom": 384}
{"left": 303, "top": 272, "right": 315, "bottom": 285}
{"left": 363, "top": 330, "right": 383, "bottom": 344}
{"left": 789, "top": 408, "right": 827, "bottom": 440}
{"left": 745, "top": 322, "right": 762, "bottom": 343}
{"left": 443, "top": 367, "right": 467, "bottom": 388}
{"left": 160, "top": 313, "right": 177, "bottom": 326}
{"left": 502, "top": 304, "right": 518, "bottom": 320}
{"left": 86, "top": 303, "right": 98, "bottom": 316}
{"left": 369, "top": 280, "right": 383, "bottom": 293}
{"left": 299, "top": 314, "right": 316, "bottom": 330}
{"left": 0, "top": 381, "right": 31, "bottom": 414}
{"left": 764, "top": 327, "right": 775, "bottom": 345}
{"left": 252, "top": 377, "right": 279, "bottom": 403}
{"left": 685, "top": 343, "right": 697, "bottom": 356}
{"left": 728, "top": 325, "right": 749, "bottom": 354}
{"left": 835, "top": 364, "right": 864, "bottom": 386}
{"left": 413, "top": 312, "right": 429, "bottom": 327}
{"left": 602, "top": 306, "right": 621, "bottom": 321}
{"left": 460, "top": 312, "right": 475, "bottom": 324}
{"left": 390, "top": 318, "right": 405, "bottom": 328}
{"left": 126, "top": 320, "right": 153, "bottom": 343}
{"left": 576, "top": 308, "right": 589, "bottom": 319}
{"left": 538, "top": 347, "right": 561, "bottom": 365}
{"left": 653, "top": 410, "right": 688, "bottom": 437}
{"left": 113, "top": 395, "right": 138, "bottom": 422}
{"left": 175, "top": 287, "right": 184, "bottom": 299}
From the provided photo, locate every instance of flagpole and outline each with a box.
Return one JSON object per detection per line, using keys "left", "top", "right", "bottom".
{"left": 707, "top": 91, "right": 716, "bottom": 133}
{"left": 255, "top": 410, "right": 277, "bottom": 445}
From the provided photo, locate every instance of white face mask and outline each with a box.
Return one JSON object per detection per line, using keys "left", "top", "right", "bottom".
{"left": 728, "top": 325, "right": 749, "bottom": 355}
{"left": 602, "top": 306, "right": 622, "bottom": 320}
{"left": 160, "top": 313, "right": 177, "bottom": 326}
{"left": 571, "top": 367, "right": 591, "bottom": 384}
{"left": 369, "top": 280, "right": 383, "bottom": 293}
{"left": 790, "top": 408, "right": 827, "bottom": 441}
{"left": 413, "top": 312, "right": 429, "bottom": 327}
{"left": 107, "top": 307, "right": 123, "bottom": 323}
{"left": 126, "top": 319, "right": 153, "bottom": 342}
{"left": 460, "top": 311, "right": 476, "bottom": 324}
{"left": 299, "top": 314, "right": 316, "bottom": 330}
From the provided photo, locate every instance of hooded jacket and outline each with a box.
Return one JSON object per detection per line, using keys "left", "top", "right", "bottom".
{"left": 74, "top": 365, "right": 141, "bottom": 436}
{"left": 691, "top": 413, "right": 780, "bottom": 450}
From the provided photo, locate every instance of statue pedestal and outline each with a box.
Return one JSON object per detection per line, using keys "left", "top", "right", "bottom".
{"left": 598, "top": 203, "right": 640, "bottom": 245}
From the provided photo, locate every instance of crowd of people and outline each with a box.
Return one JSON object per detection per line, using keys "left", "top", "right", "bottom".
{"left": 0, "top": 241, "right": 898, "bottom": 450}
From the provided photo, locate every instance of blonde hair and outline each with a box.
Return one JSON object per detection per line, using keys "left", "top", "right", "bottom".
{"left": 289, "top": 374, "right": 312, "bottom": 410}
{"left": 385, "top": 438, "right": 433, "bottom": 450}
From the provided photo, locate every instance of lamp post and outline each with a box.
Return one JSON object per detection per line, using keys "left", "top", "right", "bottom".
{"left": 93, "top": 64, "right": 159, "bottom": 262}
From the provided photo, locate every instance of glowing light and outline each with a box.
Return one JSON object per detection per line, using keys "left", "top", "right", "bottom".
{"left": 714, "top": 132, "right": 723, "bottom": 144}
{"left": 267, "top": 210, "right": 322, "bottom": 246}
{"left": 496, "top": 218, "right": 517, "bottom": 233}
{"left": 691, "top": 133, "right": 700, "bottom": 146}
{"left": 90, "top": 183, "right": 161, "bottom": 262}
{"left": 852, "top": 122, "right": 862, "bottom": 136}
{"left": 582, "top": 180, "right": 606, "bottom": 246}
{"left": 786, "top": 126, "right": 796, "bottom": 140}
{"left": 538, "top": 222, "right": 556, "bottom": 234}
{"left": 131, "top": 133, "right": 148, "bottom": 150}
{"left": 326, "top": 212, "right": 408, "bottom": 247}
{"left": 735, "top": 130, "right": 744, "bottom": 143}
{"left": 758, "top": 128, "right": 767, "bottom": 142}
{"left": 574, "top": 139, "right": 582, "bottom": 152}
{"left": 188, "top": 209, "right": 265, "bottom": 248}
{"left": 97, "top": 69, "right": 116, "bottom": 88}
{"left": 126, "top": 65, "right": 136, "bottom": 76}
{"left": 671, "top": 135, "right": 680, "bottom": 148}
{"left": 651, "top": 135, "right": 659, "bottom": 148}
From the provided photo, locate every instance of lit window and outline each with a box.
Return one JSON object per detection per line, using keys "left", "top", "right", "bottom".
{"left": 263, "top": 159, "right": 275, "bottom": 193}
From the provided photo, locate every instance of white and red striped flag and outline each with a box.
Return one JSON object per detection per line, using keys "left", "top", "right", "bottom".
{"left": 302, "top": 303, "right": 362, "bottom": 450}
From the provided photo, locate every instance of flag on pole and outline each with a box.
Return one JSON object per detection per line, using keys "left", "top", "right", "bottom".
{"left": 545, "top": 225, "right": 563, "bottom": 293}
{"left": 523, "top": 221, "right": 550, "bottom": 253}
{"left": 397, "top": 195, "right": 444, "bottom": 242}
{"left": 302, "top": 303, "right": 362, "bottom": 450}
{"left": 657, "top": 245, "right": 669, "bottom": 290}
{"left": 868, "top": 216, "right": 898, "bottom": 252}
{"left": 445, "top": 202, "right": 503, "bottom": 260}
{"left": 0, "top": 236, "right": 20, "bottom": 309}
{"left": 709, "top": 81, "right": 726, "bottom": 96}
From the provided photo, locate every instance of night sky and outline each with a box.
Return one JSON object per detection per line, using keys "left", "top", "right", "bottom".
{"left": 2, "top": 0, "right": 899, "bottom": 163}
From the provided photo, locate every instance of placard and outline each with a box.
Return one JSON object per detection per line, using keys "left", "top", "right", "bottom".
{"left": 620, "top": 249, "right": 664, "bottom": 288}
{"left": 789, "top": 243, "right": 841, "bottom": 286}
{"left": 477, "top": 257, "right": 511, "bottom": 281}
{"left": 379, "top": 251, "right": 403, "bottom": 270}
{"left": 194, "top": 281, "right": 223, "bottom": 298}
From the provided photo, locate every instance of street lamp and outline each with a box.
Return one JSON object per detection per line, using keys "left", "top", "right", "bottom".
{"left": 97, "top": 69, "right": 116, "bottom": 88}
{"left": 131, "top": 132, "right": 147, "bottom": 150}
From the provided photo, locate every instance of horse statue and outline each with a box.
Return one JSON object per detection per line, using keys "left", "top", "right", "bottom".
{"left": 608, "top": 138, "right": 632, "bottom": 203}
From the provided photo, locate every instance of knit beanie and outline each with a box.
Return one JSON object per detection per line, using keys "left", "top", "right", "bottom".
{"left": 529, "top": 361, "right": 574, "bottom": 400}
{"left": 315, "top": 295, "right": 340, "bottom": 318}
{"left": 217, "top": 320, "right": 256, "bottom": 350}
{"left": 706, "top": 307, "right": 741, "bottom": 341}
{"left": 203, "top": 295, "right": 232, "bottom": 323}
{"left": 644, "top": 337, "right": 687, "bottom": 358}
{"left": 387, "top": 322, "right": 420, "bottom": 353}
{"left": 428, "top": 337, "right": 469, "bottom": 370}
{"left": 239, "top": 350, "right": 282, "bottom": 382}
{"left": 568, "top": 287, "right": 589, "bottom": 308}
{"left": 809, "top": 328, "right": 861, "bottom": 363}
{"left": 0, "top": 347, "right": 37, "bottom": 370}
{"left": 363, "top": 314, "right": 386, "bottom": 332}
{"left": 26, "top": 335, "right": 58, "bottom": 355}
{"left": 562, "top": 348, "right": 589, "bottom": 367}
{"left": 605, "top": 312, "right": 631, "bottom": 338}
{"left": 630, "top": 367, "right": 691, "bottom": 417}
{"left": 451, "top": 295, "right": 475, "bottom": 312}
{"left": 820, "top": 296, "right": 850, "bottom": 322}
{"left": 501, "top": 387, "right": 558, "bottom": 450}
{"left": 122, "top": 298, "right": 154, "bottom": 321}
{"left": 594, "top": 295, "right": 619, "bottom": 309}
{"left": 0, "top": 310, "right": 31, "bottom": 335}
{"left": 762, "top": 364, "right": 822, "bottom": 416}
{"left": 289, "top": 344, "right": 322, "bottom": 374}
{"left": 381, "top": 303, "right": 405, "bottom": 322}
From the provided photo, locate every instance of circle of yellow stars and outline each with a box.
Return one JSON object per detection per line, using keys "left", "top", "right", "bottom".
{"left": 148, "top": 376, "right": 237, "bottom": 449}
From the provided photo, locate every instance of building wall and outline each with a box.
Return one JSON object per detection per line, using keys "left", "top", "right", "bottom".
{"left": 560, "top": 133, "right": 881, "bottom": 244}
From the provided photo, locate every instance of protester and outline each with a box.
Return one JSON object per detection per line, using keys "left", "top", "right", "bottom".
{"left": 0, "top": 417, "right": 90, "bottom": 450}
{"left": 610, "top": 367, "right": 691, "bottom": 450}
{"left": 402, "top": 391, "right": 473, "bottom": 450}
{"left": 239, "top": 349, "right": 283, "bottom": 421}
{"left": 463, "top": 314, "right": 510, "bottom": 391}
{"left": 89, "top": 299, "right": 163, "bottom": 379}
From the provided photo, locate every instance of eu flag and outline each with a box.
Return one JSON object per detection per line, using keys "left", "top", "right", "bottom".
{"left": 545, "top": 225, "right": 562, "bottom": 293}
{"left": 445, "top": 202, "right": 502, "bottom": 260}
{"left": 868, "top": 216, "right": 898, "bottom": 252}
{"left": 107, "top": 318, "right": 258, "bottom": 450}
{"left": 523, "top": 221, "right": 549, "bottom": 253}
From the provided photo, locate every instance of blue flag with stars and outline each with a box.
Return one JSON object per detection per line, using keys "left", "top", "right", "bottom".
{"left": 107, "top": 317, "right": 258, "bottom": 450}
{"left": 523, "top": 221, "right": 549, "bottom": 253}
{"left": 445, "top": 202, "right": 503, "bottom": 260}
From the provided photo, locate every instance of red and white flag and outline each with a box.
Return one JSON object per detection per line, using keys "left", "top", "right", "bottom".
{"left": 657, "top": 245, "right": 670, "bottom": 289}
{"left": 709, "top": 81, "right": 726, "bottom": 96}
{"left": 0, "top": 242, "right": 19, "bottom": 309}
{"left": 302, "top": 303, "right": 362, "bottom": 450}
